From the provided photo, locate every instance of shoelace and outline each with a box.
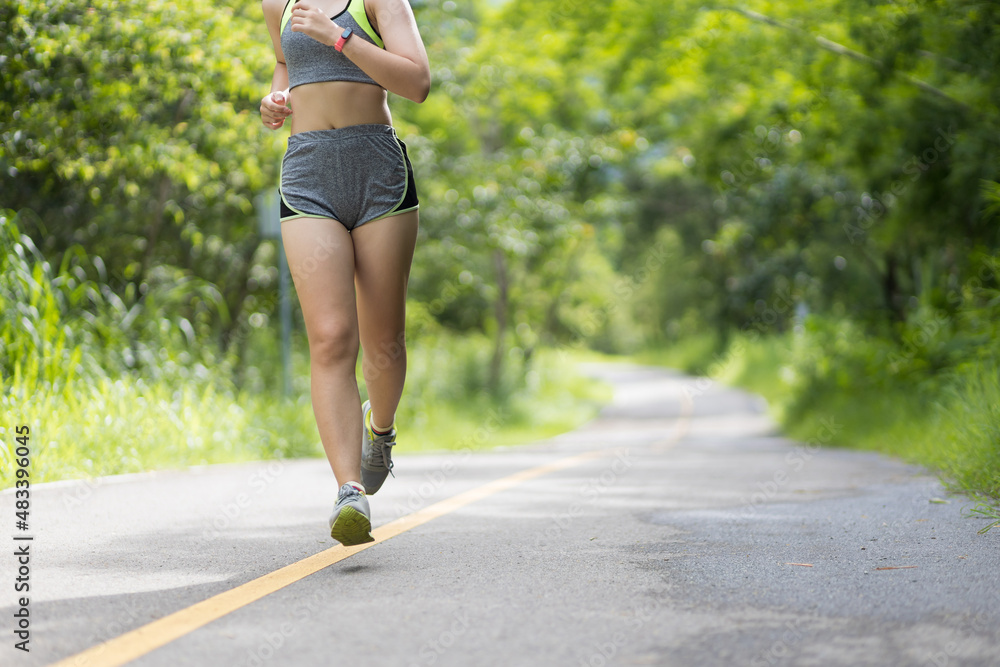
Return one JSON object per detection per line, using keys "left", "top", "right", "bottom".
{"left": 365, "top": 431, "right": 396, "bottom": 478}
{"left": 381, "top": 440, "right": 396, "bottom": 478}
{"left": 339, "top": 484, "right": 361, "bottom": 503}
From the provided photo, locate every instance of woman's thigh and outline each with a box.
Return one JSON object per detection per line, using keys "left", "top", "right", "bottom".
{"left": 281, "top": 216, "right": 359, "bottom": 348}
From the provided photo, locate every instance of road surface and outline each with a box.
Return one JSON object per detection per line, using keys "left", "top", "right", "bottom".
{"left": 1, "top": 364, "right": 997, "bottom": 666}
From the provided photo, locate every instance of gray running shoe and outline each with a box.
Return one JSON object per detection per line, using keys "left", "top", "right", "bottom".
{"left": 360, "top": 399, "right": 396, "bottom": 495}
{"left": 328, "top": 482, "right": 374, "bottom": 546}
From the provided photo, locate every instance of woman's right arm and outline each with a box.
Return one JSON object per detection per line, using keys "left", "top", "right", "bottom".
{"left": 261, "top": 0, "right": 292, "bottom": 130}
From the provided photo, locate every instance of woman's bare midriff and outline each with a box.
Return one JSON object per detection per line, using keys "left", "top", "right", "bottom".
{"left": 289, "top": 80, "right": 392, "bottom": 133}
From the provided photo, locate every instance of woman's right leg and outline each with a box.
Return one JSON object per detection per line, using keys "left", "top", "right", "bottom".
{"left": 281, "top": 217, "right": 363, "bottom": 486}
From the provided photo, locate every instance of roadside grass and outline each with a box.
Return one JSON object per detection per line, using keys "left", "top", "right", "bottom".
{"left": 1, "top": 212, "right": 611, "bottom": 488}
{"left": 634, "top": 333, "right": 721, "bottom": 376}
{"left": 0, "top": 341, "right": 609, "bottom": 489}
{"left": 400, "top": 351, "right": 610, "bottom": 452}
{"left": 0, "top": 376, "right": 318, "bottom": 488}
{"left": 639, "top": 331, "right": 1000, "bottom": 530}
{"left": 965, "top": 503, "right": 1000, "bottom": 535}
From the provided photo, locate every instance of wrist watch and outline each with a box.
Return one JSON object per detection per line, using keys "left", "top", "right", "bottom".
{"left": 334, "top": 27, "right": 353, "bottom": 52}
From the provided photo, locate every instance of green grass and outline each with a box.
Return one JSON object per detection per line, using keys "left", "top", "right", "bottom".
{"left": 399, "top": 347, "right": 611, "bottom": 452}
{"left": 634, "top": 332, "right": 721, "bottom": 375}
{"left": 0, "top": 342, "right": 610, "bottom": 489}
{"left": 0, "top": 376, "right": 318, "bottom": 487}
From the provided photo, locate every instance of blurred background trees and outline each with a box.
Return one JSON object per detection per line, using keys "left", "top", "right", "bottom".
{"left": 2, "top": 0, "right": 998, "bottom": 495}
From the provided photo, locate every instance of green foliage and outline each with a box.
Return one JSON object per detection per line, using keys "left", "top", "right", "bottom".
{"left": 0, "top": 213, "right": 91, "bottom": 394}
{"left": 1, "top": 0, "right": 284, "bottom": 370}
{"left": 0, "top": 210, "right": 605, "bottom": 487}
{"left": 395, "top": 342, "right": 610, "bottom": 451}
{"left": 2, "top": 0, "right": 999, "bottom": 504}
{"left": 0, "top": 376, "right": 319, "bottom": 487}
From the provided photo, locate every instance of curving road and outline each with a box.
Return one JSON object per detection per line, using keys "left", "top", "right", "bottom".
{"left": 1, "top": 363, "right": 998, "bottom": 666}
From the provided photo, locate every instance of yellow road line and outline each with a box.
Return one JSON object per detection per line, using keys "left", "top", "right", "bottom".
{"left": 652, "top": 390, "right": 694, "bottom": 451}
{"left": 50, "top": 447, "right": 617, "bottom": 667}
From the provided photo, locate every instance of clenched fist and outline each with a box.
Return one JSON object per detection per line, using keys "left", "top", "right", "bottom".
{"left": 261, "top": 89, "right": 292, "bottom": 129}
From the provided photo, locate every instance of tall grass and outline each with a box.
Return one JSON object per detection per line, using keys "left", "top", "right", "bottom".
{"left": 399, "top": 335, "right": 609, "bottom": 450}
{"left": 0, "top": 210, "right": 314, "bottom": 485}
{"left": 923, "top": 361, "right": 1000, "bottom": 498}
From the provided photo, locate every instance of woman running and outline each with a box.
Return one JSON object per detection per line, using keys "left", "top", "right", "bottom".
{"left": 259, "top": 0, "right": 430, "bottom": 545}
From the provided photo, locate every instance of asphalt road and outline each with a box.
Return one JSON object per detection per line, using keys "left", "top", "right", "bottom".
{"left": 1, "top": 363, "right": 997, "bottom": 667}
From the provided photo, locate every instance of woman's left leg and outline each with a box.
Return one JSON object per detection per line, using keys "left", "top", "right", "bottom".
{"left": 352, "top": 210, "right": 419, "bottom": 432}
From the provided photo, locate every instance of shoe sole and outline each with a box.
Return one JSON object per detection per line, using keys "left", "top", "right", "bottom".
{"left": 329, "top": 506, "right": 375, "bottom": 546}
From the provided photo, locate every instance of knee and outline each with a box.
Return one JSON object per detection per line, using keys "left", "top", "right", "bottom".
{"left": 308, "top": 320, "right": 359, "bottom": 368}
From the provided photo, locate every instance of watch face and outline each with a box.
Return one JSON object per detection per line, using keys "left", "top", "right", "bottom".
{"left": 342, "top": 27, "right": 353, "bottom": 39}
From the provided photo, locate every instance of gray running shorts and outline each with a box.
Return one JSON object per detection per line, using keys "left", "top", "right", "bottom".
{"left": 279, "top": 124, "right": 419, "bottom": 231}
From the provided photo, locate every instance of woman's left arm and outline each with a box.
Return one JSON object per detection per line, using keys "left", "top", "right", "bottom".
{"left": 289, "top": 0, "right": 430, "bottom": 103}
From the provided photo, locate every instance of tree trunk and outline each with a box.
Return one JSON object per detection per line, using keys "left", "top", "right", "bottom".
{"left": 222, "top": 241, "right": 262, "bottom": 389}
{"left": 137, "top": 90, "right": 195, "bottom": 283}
{"left": 137, "top": 174, "right": 172, "bottom": 283}
{"left": 883, "top": 251, "right": 905, "bottom": 325}
{"left": 489, "top": 249, "right": 509, "bottom": 395}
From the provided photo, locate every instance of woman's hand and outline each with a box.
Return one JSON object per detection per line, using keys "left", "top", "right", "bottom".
{"left": 290, "top": 3, "right": 338, "bottom": 46}
{"left": 260, "top": 89, "right": 292, "bottom": 130}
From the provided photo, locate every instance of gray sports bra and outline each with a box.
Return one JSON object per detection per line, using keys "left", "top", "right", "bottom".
{"left": 280, "top": 0, "right": 386, "bottom": 89}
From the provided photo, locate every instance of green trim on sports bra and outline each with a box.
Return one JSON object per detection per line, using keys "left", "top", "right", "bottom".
{"left": 280, "top": 0, "right": 384, "bottom": 49}
{"left": 347, "top": 0, "right": 384, "bottom": 49}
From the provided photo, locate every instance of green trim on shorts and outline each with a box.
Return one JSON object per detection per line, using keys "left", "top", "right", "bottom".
{"left": 279, "top": 153, "right": 337, "bottom": 223}
{"left": 366, "top": 133, "right": 415, "bottom": 223}
{"left": 371, "top": 204, "right": 419, "bottom": 223}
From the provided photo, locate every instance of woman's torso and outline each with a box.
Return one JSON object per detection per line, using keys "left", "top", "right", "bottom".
{"left": 281, "top": 0, "right": 391, "bottom": 134}
{"left": 289, "top": 82, "right": 391, "bottom": 133}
